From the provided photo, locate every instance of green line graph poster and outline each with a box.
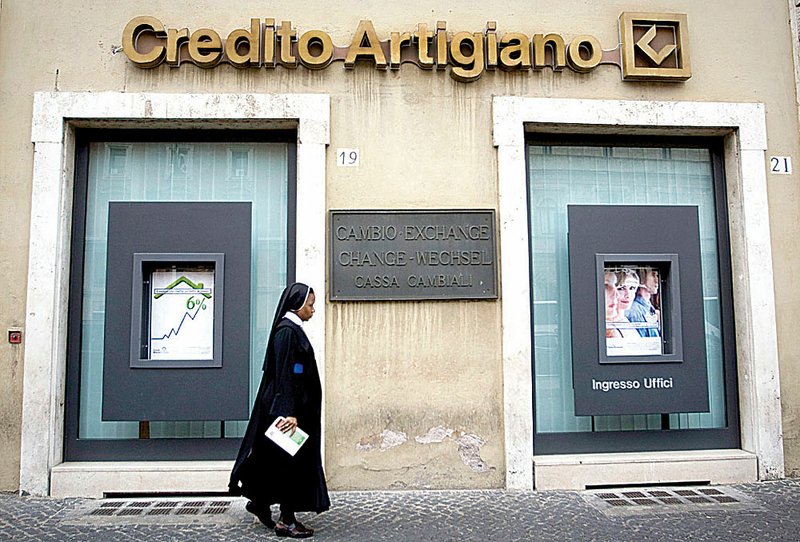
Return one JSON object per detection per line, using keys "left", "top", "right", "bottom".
{"left": 149, "top": 269, "right": 215, "bottom": 360}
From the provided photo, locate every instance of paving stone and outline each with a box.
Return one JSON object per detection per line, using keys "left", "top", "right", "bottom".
{"left": 0, "top": 480, "right": 799, "bottom": 541}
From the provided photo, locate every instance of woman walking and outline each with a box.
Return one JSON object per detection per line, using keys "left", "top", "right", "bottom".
{"left": 229, "top": 283, "right": 329, "bottom": 538}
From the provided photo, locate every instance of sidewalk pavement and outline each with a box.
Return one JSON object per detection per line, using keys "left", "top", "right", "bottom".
{"left": 1, "top": 479, "right": 799, "bottom": 541}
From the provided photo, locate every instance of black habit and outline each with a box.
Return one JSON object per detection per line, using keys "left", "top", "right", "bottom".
{"left": 229, "top": 283, "right": 330, "bottom": 513}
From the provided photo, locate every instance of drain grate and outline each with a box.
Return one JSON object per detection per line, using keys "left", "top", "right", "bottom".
{"left": 596, "top": 492, "right": 618, "bottom": 499}
{"left": 71, "top": 498, "right": 237, "bottom": 523}
{"left": 648, "top": 490, "right": 671, "bottom": 497}
{"left": 117, "top": 508, "right": 145, "bottom": 516}
{"left": 89, "top": 508, "right": 117, "bottom": 516}
{"left": 622, "top": 491, "right": 646, "bottom": 498}
{"left": 699, "top": 488, "right": 723, "bottom": 496}
{"left": 584, "top": 486, "right": 756, "bottom": 516}
{"left": 146, "top": 508, "right": 172, "bottom": 516}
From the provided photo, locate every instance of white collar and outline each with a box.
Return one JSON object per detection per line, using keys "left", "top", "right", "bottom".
{"left": 283, "top": 311, "right": 303, "bottom": 327}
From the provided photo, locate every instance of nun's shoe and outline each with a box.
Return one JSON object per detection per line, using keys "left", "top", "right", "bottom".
{"left": 275, "top": 520, "right": 314, "bottom": 538}
{"left": 245, "top": 500, "right": 276, "bottom": 528}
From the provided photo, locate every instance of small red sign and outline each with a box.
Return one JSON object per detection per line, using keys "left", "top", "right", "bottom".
{"left": 8, "top": 331, "right": 22, "bottom": 344}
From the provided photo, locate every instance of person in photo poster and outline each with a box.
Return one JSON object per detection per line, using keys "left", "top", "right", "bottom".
{"left": 604, "top": 272, "right": 624, "bottom": 338}
{"left": 605, "top": 268, "right": 656, "bottom": 356}
{"left": 626, "top": 268, "right": 661, "bottom": 337}
{"left": 612, "top": 269, "right": 641, "bottom": 339}
{"left": 614, "top": 269, "right": 639, "bottom": 321}
{"left": 229, "top": 283, "right": 329, "bottom": 538}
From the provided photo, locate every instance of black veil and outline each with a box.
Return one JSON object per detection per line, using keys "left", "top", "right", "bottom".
{"left": 263, "top": 282, "right": 313, "bottom": 370}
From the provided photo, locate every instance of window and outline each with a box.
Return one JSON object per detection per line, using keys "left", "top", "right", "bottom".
{"left": 527, "top": 137, "right": 739, "bottom": 453}
{"left": 65, "top": 130, "right": 295, "bottom": 460}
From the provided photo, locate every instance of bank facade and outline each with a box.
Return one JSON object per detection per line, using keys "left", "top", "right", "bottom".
{"left": 1, "top": 1, "right": 798, "bottom": 497}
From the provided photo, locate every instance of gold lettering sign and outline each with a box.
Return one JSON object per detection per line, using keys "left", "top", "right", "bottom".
{"left": 122, "top": 16, "right": 166, "bottom": 68}
{"left": 121, "top": 14, "right": 691, "bottom": 83}
{"left": 344, "top": 20, "right": 387, "bottom": 70}
{"left": 619, "top": 12, "right": 691, "bottom": 81}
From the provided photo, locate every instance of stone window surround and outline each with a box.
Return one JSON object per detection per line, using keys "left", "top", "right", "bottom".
{"left": 494, "top": 97, "right": 784, "bottom": 489}
{"left": 20, "top": 92, "right": 329, "bottom": 496}
{"left": 18, "top": 93, "right": 785, "bottom": 495}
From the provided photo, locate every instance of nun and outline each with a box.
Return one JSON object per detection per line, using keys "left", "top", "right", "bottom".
{"left": 229, "top": 282, "right": 330, "bottom": 538}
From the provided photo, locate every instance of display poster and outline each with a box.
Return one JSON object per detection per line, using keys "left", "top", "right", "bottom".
{"left": 149, "top": 268, "right": 214, "bottom": 360}
{"left": 603, "top": 264, "right": 662, "bottom": 357}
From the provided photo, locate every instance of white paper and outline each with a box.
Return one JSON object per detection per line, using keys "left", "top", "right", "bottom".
{"left": 265, "top": 416, "right": 309, "bottom": 457}
{"left": 150, "top": 269, "right": 214, "bottom": 360}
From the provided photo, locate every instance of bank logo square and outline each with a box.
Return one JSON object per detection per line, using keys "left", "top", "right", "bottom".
{"left": 620, "top": 12, "right": 691, "bottom": 81}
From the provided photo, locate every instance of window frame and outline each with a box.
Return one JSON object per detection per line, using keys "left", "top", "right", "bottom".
{"left": 525, "top": 134, "right": 740, "bottom": 455}
{"left": 64, "top": 128, "right": 296, "bottom": 461}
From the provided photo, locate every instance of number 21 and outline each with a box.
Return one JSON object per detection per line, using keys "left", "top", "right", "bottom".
{"left": 770, "top": 156, "right": 791, "bottom": 174}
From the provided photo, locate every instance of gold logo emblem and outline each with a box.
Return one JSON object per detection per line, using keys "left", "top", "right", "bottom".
{"left": 620, "top": 12, "right": 691, "bottom": 81}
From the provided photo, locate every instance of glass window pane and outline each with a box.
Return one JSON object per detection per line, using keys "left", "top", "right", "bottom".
{"left": 528, "top": 144, "right": 726, "bottom": 434}
{"left": 78, "top": 141, "right": 289, "bottom": 439}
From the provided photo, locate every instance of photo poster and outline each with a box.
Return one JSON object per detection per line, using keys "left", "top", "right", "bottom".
{"left": 149, "top": 267, "right": 215, "bottom": 360}
{"left": 603, "top": 264, "right": 662, "bottom": 357}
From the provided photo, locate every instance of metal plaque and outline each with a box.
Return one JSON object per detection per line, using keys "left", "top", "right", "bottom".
{"left": 330, "top": 210, "right": 497, "bottom": 301}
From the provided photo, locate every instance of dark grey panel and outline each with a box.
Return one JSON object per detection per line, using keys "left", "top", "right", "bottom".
{"left": 567, "top": 205, "right": 709, "bottom": 416}
{"left": 102, "top": 202, "right": 251, "bottom": 421}
{"left": 330, "top": 210, "right": 497, "bottom": 300}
